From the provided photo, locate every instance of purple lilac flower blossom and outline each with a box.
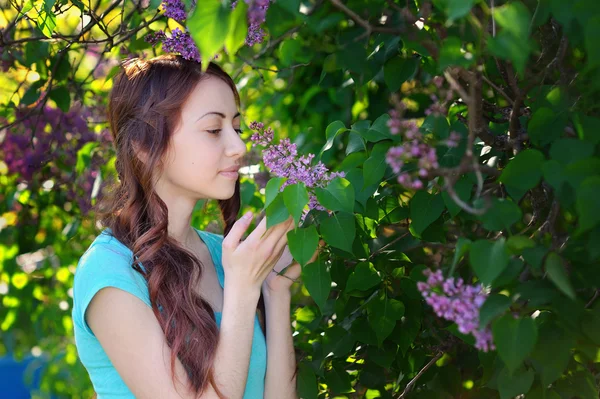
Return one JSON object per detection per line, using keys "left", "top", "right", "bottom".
{"left": 385, "top": 76, "right": 463, "bottom": 190}
{"left": 162, "top": 0, "right": 187, "bottom": 22}
{"left": 417, "top": 269, "right": 495, "bottom": 352}
{"left": 160, "top": 28, "right": 201, "bottom": 62}
{"left": 243, "top": 0, "right": 271, "bottom": 45}
{"left": 250, "top": 121, "right": 344, "bottom": 212}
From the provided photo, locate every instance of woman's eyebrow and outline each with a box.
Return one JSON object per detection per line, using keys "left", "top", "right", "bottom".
{"left": 197, "top": 111, "right": 241, "bottom": 121}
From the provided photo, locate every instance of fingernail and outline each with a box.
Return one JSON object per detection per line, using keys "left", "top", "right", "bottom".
{"left": 243, "top": 211, "right": 253, "bottom": 220}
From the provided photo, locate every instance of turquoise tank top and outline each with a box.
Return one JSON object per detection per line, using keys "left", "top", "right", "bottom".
{"left": 72, "top": 228, "right": 267, "bottom": 398}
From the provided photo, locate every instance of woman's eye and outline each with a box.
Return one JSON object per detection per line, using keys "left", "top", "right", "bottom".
{"left": 235, "top": 128, "right": 243, "bottom": 134}
{"left": 207, "top": 129, "right": 221, "bottom": 134}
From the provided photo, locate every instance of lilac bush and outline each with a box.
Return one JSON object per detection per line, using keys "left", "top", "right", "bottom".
{"left": 417, "top": 269, "right": 495, "bottom": 352}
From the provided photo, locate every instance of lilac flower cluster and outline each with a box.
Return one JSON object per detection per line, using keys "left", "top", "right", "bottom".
{"left": 417, "top": 269, "right": 495, "bottom": 352}
{"left": 146, "top": 28, "right": 201, "bottom": 62}
{"left": 161, "top": 0, "right": 187, "bottom": 22}
{"left": 244, "top": 0, "right": 271, "bottom": 46}
{"left": 385, "top": 112, "right": 439, "bottom": 190}
{"left": 0, "top": 105, "right": 109, "bottom": 214}
{"left": 249, "top": 121, "right": 345, "bottom": 211}
{"left": 385, "top": 77, "right": 462, "bottom": 190}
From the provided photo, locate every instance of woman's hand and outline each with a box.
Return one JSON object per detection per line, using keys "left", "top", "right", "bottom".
{"left": 221, "top": 212, "right": 294, "bottom": 295}
{"left": 262, "top": 241, "right": 321, "bottom": 295}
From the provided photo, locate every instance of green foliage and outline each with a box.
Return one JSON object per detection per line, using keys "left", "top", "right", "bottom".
{"left": 1, "top": 0, "right": 599, "bottom": 398}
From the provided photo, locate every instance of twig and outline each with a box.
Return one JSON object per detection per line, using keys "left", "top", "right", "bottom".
{"left": 482, "top": 74, "right": 514, "bottom": 105}
{"left": 444, "top": 180, "right": 487, "bottom": 215}
{"left": 443, "top": 69, "right": 470, "bottom": 102}
{"left": 369, "top": 232, "right": 410, "bottom": 259}
{"left": 330, "top": 0, "right": 403, "bottom": 37}
{"left": 397, "top": 352, "right": 444, "bottom": 398}
{"left": 586, "top": 290, "right": 599, "bottom": 309}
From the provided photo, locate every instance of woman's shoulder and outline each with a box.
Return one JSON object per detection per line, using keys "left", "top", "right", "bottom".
{"left": 73, "top": 229, "right": 141, "bottom": 288}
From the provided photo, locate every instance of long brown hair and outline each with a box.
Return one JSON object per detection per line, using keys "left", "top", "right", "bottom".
{"left": 93, "top": 54, "right": 265, "bottom": 398}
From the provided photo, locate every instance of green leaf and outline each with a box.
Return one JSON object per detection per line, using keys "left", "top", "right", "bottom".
{"left": 528, "top": 107, "right": 568, "bottom": 146}
{"left": 225, "top": 0, "right": 248, "bottom": 57}
{"left": 545, "top": 252, "right": 576, "bottom": 300}
{"left": 576, "top": 176, "right": 600, "bottom": 234}
{"left": 265, "top": 177, "right": 285, "bottom": 208}
{"left": 479, "top": 294, "right": 511, "bottom": 328}
{"left": 188, "top": 0, "right": 231, "bottom": 67}
{"left": 345, "top": 261, "right": 381, "bottom": 292}
{"left": 531, "top": 322, "right": 575, "bottom": 385}
{"left": 409, "top": 191, "right": 445, "bottom": 236}
{"left": 585, "top": 16, "right": 600, "bottom": 68}
{"left": 499, "top": 149, "right": 545, "bottom": 200}
{"left": 37, "top": 8, "right": 57, "bottom": 38}
{"left": 288, "top": 225, "right": 319, "bottom": 267}
{"left": 449, "top": 237, "right": 471, "bottom": 276}
{"left": 432, "top": 0, "right": 476, "bottom": 20}
{"left": 384, "top": 56, "right": 418, "bottom": 92}
{"left": 265, "top": 193, "right": 290, "bottom": 229}
{"left": 573, "top": 113, "right": 600, "bottom": 145}
{"left": 479, "top": 198, "right": 522, "bottom": 231}
{"left": 322, "top": 325, "right": 356, "bottom": 357}
{"left": 438, "top": 36, "right": 475, "bottom": 71}
{"left": 367, "top": 293, "right": 405, "bottom": 345}
{"left": 549, "top": 138, "right": 595, "bottom": 165}
{"left": 488, "top": 32, "right": 531, "bottom": 76}
{"left": 76, "top": 142, "right": 100, "bottom": 175}
{"left": 297, "top": 362, "right": 318, "bottom": 399}
{"left": 302, "top": 259, "right": 331, "bottom": 313}
{"left": 322, "top": 120, "right": 348, "bottom": 154}
{"left": 325, "top": 365, "right": 354, "bottom": 394}
{"left": 362, "top": 113, "right": 392, "bottom": 142}
{"left": 469, "top": 238, "right": 510, "bottom": 285}
{"left": 320, "top": 212, "right": 355, "bottom": 253}
{"left": 421, "top": 114, "right": 450, "bottom": 140}
{"left": 506, "top": 235, "right": 535, "bottom": 255}
{"left": 497, "top": 367, "right": 534, "bottom": 399}
{"left": 240, "top": 180, "right": 256, "bottom": 207}
{"left": 522, "top": 246, "right": 547, "bottom": 270}
{"left": 283, "top": 183, "right": 309, "bottom": 226}
{"left": 442, "top": 176, "right": 472, "bottom": 217}
{"left": 486, "top": 1, "right": 533, "bottom": 76}
{"left": 363, "top": 142, "right": 388, "bottom": 189}
{"left": 492, "top": 314, "right": 538, "bottom": 373}
{"left": 315, "top": 178, "right": 355, "bottom": 213}
{"left": 49, "top": 86, "right": 70, "bottom": 112}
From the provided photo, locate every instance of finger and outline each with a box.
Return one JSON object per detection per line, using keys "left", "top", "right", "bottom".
{"left": 272, "top": 245, "right": 294, "bottom": 274}
{"left": 264, "top": 217, "right": 294, "bottom": 250}
{"left": 257, "top": 215, "right": 292, "bottom": 245}
{"left": 246, "top": 213, "right": 268, "bottom": 243}
{"left": 260, "top": 221, "right": 293, "bottom": 275}
{"left": 222, "top": 211, "right": 253, "bottom": 250}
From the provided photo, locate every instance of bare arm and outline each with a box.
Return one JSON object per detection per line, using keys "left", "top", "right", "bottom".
{"left": 86, "top": 284, "right": 260, "bottom": 399}
{"left": 262, "top": 289, "right": 298, "bottom": 399}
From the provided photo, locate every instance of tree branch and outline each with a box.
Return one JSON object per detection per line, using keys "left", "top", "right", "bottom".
{"left": 397, "top": 352, "right": 444, "bottom": 398}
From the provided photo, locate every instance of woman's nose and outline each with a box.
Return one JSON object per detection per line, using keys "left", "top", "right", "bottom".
{"left": 225, "top": 128, "right": 247, "bottom": 159}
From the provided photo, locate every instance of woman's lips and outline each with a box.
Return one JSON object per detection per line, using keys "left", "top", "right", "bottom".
{"left": 219, "top": 171, "right": 239, "bottom": 179}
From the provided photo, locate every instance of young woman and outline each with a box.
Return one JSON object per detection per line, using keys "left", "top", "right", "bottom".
{"left": 72, "top": 54, "right": 302, "bottom": 399}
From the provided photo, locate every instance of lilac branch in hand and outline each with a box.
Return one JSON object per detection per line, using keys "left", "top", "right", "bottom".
{"left": 249, "top": 121, "right": 345, "bottom": 212}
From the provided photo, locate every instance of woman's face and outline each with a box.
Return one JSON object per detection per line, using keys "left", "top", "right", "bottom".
{"left": 158, "top": 76, "right": 247, "bottom": 201}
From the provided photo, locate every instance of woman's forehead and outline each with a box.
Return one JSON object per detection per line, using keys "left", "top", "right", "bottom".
{"left": 182, "top": 77, "right": 238, "bottom": 117}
